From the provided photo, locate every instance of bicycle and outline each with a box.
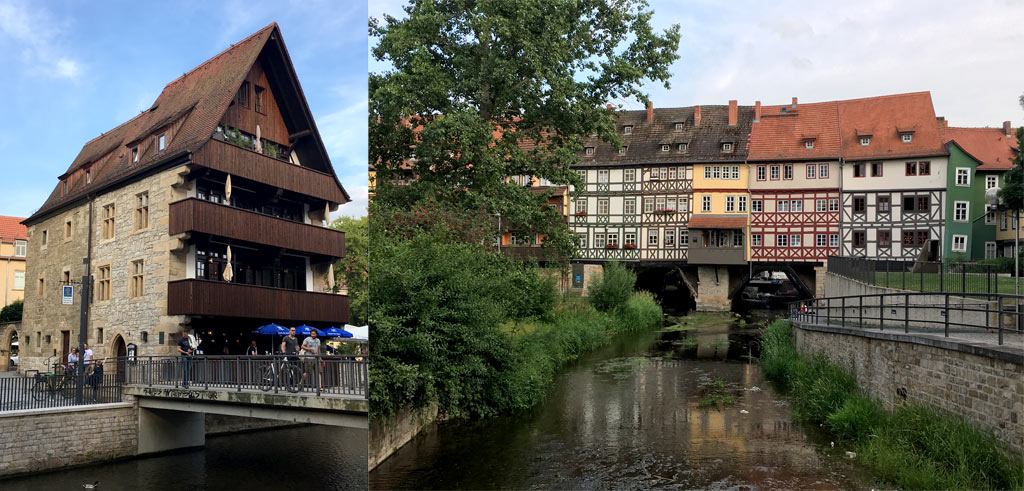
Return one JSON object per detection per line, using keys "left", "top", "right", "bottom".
{"left": 259, "top": 357, "right": 300, "bottom": 393}
{"left": 31, "top": 365, "right": 77, "bottom": 402}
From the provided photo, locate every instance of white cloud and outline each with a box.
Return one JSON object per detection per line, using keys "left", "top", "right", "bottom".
{"left": 335, "top": 184, "right": 369, "bottom": 218}
{"left": 0, "top": 0, "right": 82, "bottom": 79}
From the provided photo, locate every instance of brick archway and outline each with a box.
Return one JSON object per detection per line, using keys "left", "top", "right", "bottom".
{"left": 0, "top": 323, "right": 18, "bottom": 372}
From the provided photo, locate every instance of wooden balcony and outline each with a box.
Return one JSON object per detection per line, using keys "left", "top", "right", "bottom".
{"left": 168, "top": 279, "right": 348, "bottom": 324}
{"left": 687, "top": 246, "right": 747, "bottom": 265}
{"left": 169, "top": 198, "right": 345, "bottom": 258}
{"left": 191, "top": 139, "right": 347, "bottom": 204}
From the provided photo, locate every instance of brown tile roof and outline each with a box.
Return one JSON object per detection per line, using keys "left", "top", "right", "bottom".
{"left": 0, "top": 216, "right": 28, "bottom": 242}
{"left": 836, "top": 92, "right": 948, "bottom": 161}
{"left": 943, "top": 126, "right": 1019, "bottom": 171}
{"left": 748, "top": 101, "right": 842, "bottom": 160}
{"left": 26, "top": 22, "right": 347, "bottom": 224}
{"left": 575, "top": 105, "right": 754, "bottom": 167}
{"left": 687, "top": 216, "right": 747, "bottom": 229}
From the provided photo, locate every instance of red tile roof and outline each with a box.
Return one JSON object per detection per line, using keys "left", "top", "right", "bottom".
{"left": 0, "top": 216, "right": 28, "bottom": 242}
{"left": 748, "top": 101, "right": 842, "bottom": 160}
{"left": 943, "top": 126, "right": 1019, "bottom": 171}
{"left": 687, "top": 216, "right": 747, "bottom": 229}
{"left": 837, "top": 92, "right": 947, "bottom": 161}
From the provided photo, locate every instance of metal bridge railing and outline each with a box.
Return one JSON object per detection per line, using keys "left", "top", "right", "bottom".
{"left": 789, "top": 292, "right": 1024, "bottom": 346}
{"left": 828, "top": 256, "right": 1004, "bottom": 295}
{"left": 1, "top": 360, "right": 123, "bottom": 412}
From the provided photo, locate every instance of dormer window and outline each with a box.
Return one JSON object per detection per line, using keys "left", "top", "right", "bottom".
{"left": 585, "top": 147, "right": 595, "bottom": 156}
{"left": 86, "top": 168, "right": 91, "bottom": 184}
{"left": 721, "top": 142, "right": 733, "bottom": 152}
{"left": 805, "top": 140, "right": 814, "bottom": 149}
{"left": 674, "top": 122, "right": 683, "bottom": 131}
{"left": 62, "top": 180, "right": 67, "bottom": 196}
{"left": 677, "top": 143, "right": 687, "bottom": 152}
{"left": 901, "top": 133, "right": 913, "bottom": 143}
{"left": 158, "top": 133, "right": 166, "bottom": 151}
{"left": 860, "top": 136, "right": 871, "bottom": 146}
{"left": 619, "top": 146, "right": 627, "bottom": 155}
{"left": 660, "top": 144, "right": 670, "bottom": 152}
{"left": 131, "top": 147, "right": 139, "bottom": 163}
{"left": 623, "top": 126, "right": 633, "bottom": 135}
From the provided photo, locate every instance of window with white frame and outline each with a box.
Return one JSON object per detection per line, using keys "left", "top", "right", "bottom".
{"left": 986, "top": 175, "right": 998, "bottom": 190}
{"left": 624, "top": 168, "right": 635, "bottom": 182}
{"left": 955, "top": 168, "right": 970, "bottom": 187}
{"left": 776, "top": 234, "right": 788, "bottom": 247}
{"left": 985, "top": 204, "right": 995, "bottom": 225}
{"left": 681, "top": 197, "right": 689, "bottom": 212}
{"left": 607, "top": 234, "right": 618, "bottom": 247}
{"left": 985, "top": 241, "right": 996, "bottom": 259}
{"left": 648, "top": 230, "right": 658, "bottom": 246}
{"left": 576, "top": 169, "right": 586, "bottom": 182}
{"left": 665, "top": 229, "right": 675, "bottom": 246}
{"left": 598, "top": 169, "right": 609, "bottom": 183}
{"left": 578, "top": 235, "right": 587, "bottom": 249}
{"left": 952, "top": 235, "right": 967, "bottom": 252}
{"left": 860, "top": 136, "right": 871, "bottom": 146}
{"left": 585, "top": 147, "right": 594, "bottom": 156}
{"left": 661, "top": 144, "right": 670, "bottom": 152}
{"left": 828, "top": 198, "right": 839, "bottom": 212}
{"left": 625, "top": 233, "right": 637, "bottom": 246}
{"left": 770, "top": 165, "right": 780, "bottom": 180}
{"left": 598, "top": 199, "right": 609, "bottom": 215}
{"left": 819, "top": 164, "right": 829, "bottom": 178}
{"left": 954, "top": 201, "right": 969, "bottom": 222}
{"left": 751, "top": 234, "right": 762, "bottom": 246}
{"left": 677, "top": 143, "right": 687, "bottom": 152}
{"left": 738, "top": 196, "right": 747, "bottom": 212}
{"left": 778, "top": 200, "right": 789, "bottom": 212}
{"left": 805, "top": 140, "right": 814, "bottom": 149}
{"left": 712, "top": 166, "right": 722, "bottom": 179}
{"left": 703, "top": 166, "right": 711, "bottom": 179}
{"left": 790, "top": 234, "right": 801, "bottom": 247}
{"left": 816, "top": 234, "right": 827, "bottom": 247}
{"left": 14, "top": 240, "right": 26, "bottom": 257}
{"left": 901, "top": 133, "right": 913, "bottom": 143}
{"left": 783, "top": 165, "right": 793, "bottom": 180}
{"left": 757, "top": 165, "right": 766, "bottom": 181}
{"left": 679, "top": 228, "right": 688, "bottom": 246}
{"left": 829, "top": 234, "right": 839, "bottom": 247}
{"left": 623, "top": 126, "right": 632, "bottom": 134}
{"left": 659, "top": 167, "right": 668, "bottom": 180}
{"left": 624, "top": 198, "right": 636, "bottom": 215}
{"left": 674, "top": 122, "right": 683, "bottom": 131}
{"left": 791, "top": 200, "right": 803, "bottom": 212}
{"left": 668, "top": 167, "right": 677, "bottom": 180}
{"left": 730, "top": 166, "right": 740, "bottom": 179}
{"left": 655, "top": 197, "right": 666, "bottom": 210}
{"left": 717, "top": 231, "right": 730, "bottom": 247}
{"left": 575, "top": 199, "right": 587, "bottom": 214}
{"left": 701, "top": 196, "right": 711, "bottom": 212}
{"left": 733, "top": 231, "right": 743, "bottom": 247}
{"left": 722, "top": 142, "right": 733, "bottom": 152}
{"left": 619, "top": 146, "right": 627, "bottom": 155}
{"left": 807, "top": 164, "right": 816, "bottom": 179}
{"left": 644, "top": 198, "right": 654, "bottom": 213}
{"left": 667, "top": 198, "right": 677, "bottom": 211}
{"left": 752, "top": 199, "right": 763, "bottom": 213}
{"left": 816, "top": 199, "right": 827, "bottom": 212}
{"left": 594, "top": 233, "right": 606, "bottom": 248}
{"left": 725, "top": 196, "right": 736, "bottom": 212}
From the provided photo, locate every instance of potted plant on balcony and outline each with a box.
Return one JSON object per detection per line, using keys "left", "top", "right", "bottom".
{"left": 605, "top": 243, "right": 619, "bottom": 249}
{"left": 656, "top": 208, "right": 675, "bottom": 213}
{"left": 575, "top": 211, "right": 587, "bottom": 216}
{"left": 623, "top": 243, "right": 637, "bottom": 249}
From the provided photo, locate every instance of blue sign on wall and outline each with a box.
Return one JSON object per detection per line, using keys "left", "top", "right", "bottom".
{"left": 62, "top": 285, "right": 73, "bottom": 305}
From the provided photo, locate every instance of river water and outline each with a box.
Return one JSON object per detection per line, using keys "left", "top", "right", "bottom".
{"left": 370, "top": 313, "right": 874, "bottom": 489}
{"left": 1, "top": 425, "right": 368, "bottom": 490}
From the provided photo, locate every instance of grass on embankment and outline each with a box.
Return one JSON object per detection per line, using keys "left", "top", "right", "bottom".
{"left": 760, "top": 320, "right": 1024, "bottom": 490}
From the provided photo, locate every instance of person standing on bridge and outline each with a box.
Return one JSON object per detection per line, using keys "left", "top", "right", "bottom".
{"left": 83, "top": 343, "right": 93, "bottom": 365}
{"left": 87, "top": 358, "right": 105, "bottom": 402}
{"left": 300, "top": 329, "right": 322, "bottom": 391}
{"left": 177, "top": 328, "right": 194, "bottom": 388}
{"left": 281, "top": 327, "right": 299, "bottom": 365}
{"left": 247, "top": 340, "right": 258, "bottom": 357}
{"left": 67, "top": 348, "right": 79, "bottom": 373}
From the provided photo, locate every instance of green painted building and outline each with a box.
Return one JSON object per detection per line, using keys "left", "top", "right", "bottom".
{"left": 943, "top": 141, "right": 993, "bottom": 260}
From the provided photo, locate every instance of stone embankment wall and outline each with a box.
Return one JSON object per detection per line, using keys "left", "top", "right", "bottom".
{"left": 0, "top": 403, "right": 138, "bottom": 477}
{"left": 369, "top": 404, "right": 438, "bottom": 470}
{"left": 793, "top": 323, "right": 1023, "bottom": 452}
{"left": 204, "top": 413, "right": 302, "bottom": 436}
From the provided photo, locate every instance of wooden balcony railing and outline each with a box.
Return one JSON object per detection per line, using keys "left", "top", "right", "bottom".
{"left": 192, "top": 139, "right": 347, "bottom": 204}
{"left": 168, "top": 279, "right": 349, "bottom": 324}
{"left": 169, "top": 198, "right": 345, "bottom": 258}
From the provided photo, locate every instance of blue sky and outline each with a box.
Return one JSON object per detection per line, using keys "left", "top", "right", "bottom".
{"left": 0, "top": 0, "right": 368, "bottom": 219}
{"left": 371, "top": 0, "right": 1024, "bottom": 128}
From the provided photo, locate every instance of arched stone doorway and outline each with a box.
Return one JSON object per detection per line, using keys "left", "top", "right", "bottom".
{"left": 111, "top": 334, "right": 127, "bottom": 382}
{"left": 0, "top": 325, "right": 17, "bottom": 372}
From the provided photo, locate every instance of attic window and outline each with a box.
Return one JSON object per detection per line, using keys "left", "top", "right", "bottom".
{"left": 237, "top": 81, "right": 250, "bottom": 108}
{"left": 86, "top": 168, "right": 91, "bottom": 184}
{"left": 674, "top": 122, "right": 683, "bottom": 131}
{"left": 619, "top": 146, "right": 627, "bottom": 155}
{"left": 721, "top": 142, "right": 733, "bottom": 152}
{"left": 254, "top": 85, "right": 265, "bottom": 114}
{"left": 158, "top": 133, "right": 167, "bottom": 151}
{"left": 585, "top": 147, "right": 595, "bottom": 156}
{"left": 131, "top": 147, "right": 139, "bottom": 163}
{"left": 901, "top": 133, "right": 913, "bottom": 143}
{"left": 660, "top": 144, "right": 670, "bottom": 152}
{"left": 859, "top": 136, "right": 871, "bottom": 146}
{"left": 677, "top": 143, "right": 687, "bottom": 152}
{"left": 805, "top": 140, "right": 814, "bottom": 149}
{"left": 623, "top": 126, "right": 633, "bottom": 135}
{"left": 62, "top": 180, "right": 67, "bottom": 196}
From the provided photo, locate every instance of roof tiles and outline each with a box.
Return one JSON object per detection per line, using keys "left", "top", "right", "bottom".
{"left": 944, "top": 126, "right": 1019, "bottom": 171}
{"left": 0, "top": 216, "right": 28, "bottom": 242}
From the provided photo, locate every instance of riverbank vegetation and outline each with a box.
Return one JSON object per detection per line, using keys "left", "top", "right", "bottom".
{"left": 760, "top": 320, "right": 1024, "bottom": 490}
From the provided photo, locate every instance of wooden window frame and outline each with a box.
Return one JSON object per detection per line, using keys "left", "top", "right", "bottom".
{"left": 853, "top": 196, "right": 866, "bottom": 214}
{"left": 131, "top": 260, "right": 144, "bottom": 298}
{"left": 783, "top": 164, "right": 793, "bottom": 180}
{"left": 870, "top": 162, "right": 883, "bottom": 177}
{"left": 134, "top": 192, "right": 150, "bottom": 231}
{"left": 102, "top": 203, "right": 115, "bottom": 240}
{"left": 806, "top": 164, "right": 816, "bottom": 179}
{"left": 98, "top": 264, "right": 112, "bottom": 301}
{"left": 756, "top": 165, "right": 766, "bottom": 181}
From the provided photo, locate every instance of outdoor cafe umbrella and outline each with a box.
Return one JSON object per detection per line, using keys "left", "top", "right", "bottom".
{"left": 252, "top": 323, "right": 289, "bottom": 354}
{"left": 223, "top": 245, "right": 233, "bottom": 282}
{"left": 322, "top": 326, "right": 353, "bottom": 338}
{"left": 293, "top": 325, "right": 325, "bottom": 337}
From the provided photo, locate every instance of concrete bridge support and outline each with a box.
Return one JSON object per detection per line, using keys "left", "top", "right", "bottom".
{"left": 138, "top": 407, "right": 205, "bottom": 455}
{"left": 695, "top": 265, "right": 739, "bottom": 311}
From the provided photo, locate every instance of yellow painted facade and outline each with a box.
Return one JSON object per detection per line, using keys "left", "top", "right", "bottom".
{"left": 0, "top": 239, "right": 27, "bottom": 308}
{"left": 691, "top": 163, "right": 751, "bottom": 260}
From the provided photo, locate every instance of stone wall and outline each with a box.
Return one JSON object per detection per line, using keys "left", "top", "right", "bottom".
{"left": 0, "top": 403, "right": 138, "bottom": 477}
{"left": 369, "top": 403, "right": 438, "bottom": 470}
{"left": 792, "top": 323, "right": 1023, "bottom": 452}
{"left": 696, "top": 265, "right": 731, "bottom": 311}
{"left": 0, "top": 321, "right": 18, "bottom": 372}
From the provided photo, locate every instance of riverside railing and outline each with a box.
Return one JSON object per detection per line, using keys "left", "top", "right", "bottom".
{"left": 1, "top": 360, "right": 123, "bottom": 412}
{"left": 789, "top": 292, "right": 1024, "bottom": 346}
{"left": 120, "top": 354, "right": 368, "bottom": 398}
{"left": 828, "top": 256, "right": 1003, "bottom": 294}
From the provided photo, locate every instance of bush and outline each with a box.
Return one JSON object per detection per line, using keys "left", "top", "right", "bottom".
{"left": 759, "top": 319, "right": 799, "bottom": 384}
{"left": 827, "top": 393, "right": 887, "bottom": 441}
{"left": 613, "top": 291, "right": 663, "bottom": 333}
{"left": 0, "top": 300, "right": 22, "bottom": 323}
{"left": 588, "top": 261, "right": 636, "bottom": 312}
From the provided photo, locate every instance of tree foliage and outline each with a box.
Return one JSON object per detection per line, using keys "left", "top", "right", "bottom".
{"left": 588, "top": 261, "right": 638, "bottom": 312}
{"left": 369, "top": 0, "right": 680, "bottom": 256}
{"left": 0, "top": 300, "right": 22, "bottom": 323}
{"left": 331, "top": 216, "right": 368, "bottom": 325}
{"left": 999, "top": 94, "right": 1024, "bottom": 210}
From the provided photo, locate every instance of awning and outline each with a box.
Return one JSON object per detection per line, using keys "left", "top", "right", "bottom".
{"left": 687, "top": 216, "right": 747, "bottom": 229}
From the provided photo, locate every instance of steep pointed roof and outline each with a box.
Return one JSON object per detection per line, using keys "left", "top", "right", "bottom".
{"left": 836, "top": 91, "right": 947, "bottom": 161}
{"left": 26, "top": 23, "right": 348, "bottom": 224}
{"left": 943, "top": 126, "right": 1019, "bottom": 171}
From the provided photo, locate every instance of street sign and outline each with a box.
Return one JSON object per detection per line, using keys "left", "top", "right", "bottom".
{"left": 62, "top": 285, "right": 73, "bottom": 305}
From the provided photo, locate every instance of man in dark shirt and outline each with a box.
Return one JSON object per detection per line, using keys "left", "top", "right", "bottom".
{"left": 281, "top": 327, "right": 299, "bottom": 361}
{"left": 246, "top": 340, "right": 258, "bottom": 357}
{"left": 177, "top": 328, "right": 193, "bottom": 388}
{"left": 88, "top": 358, "right": 105, "bottom": 402}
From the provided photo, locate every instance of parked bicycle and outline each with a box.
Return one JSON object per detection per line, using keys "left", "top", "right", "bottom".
{"left": 259, "top": 357, "right": 300, "bottom": 393}
{"left": 31, "top": 365, "right": 77, "bottom": 402}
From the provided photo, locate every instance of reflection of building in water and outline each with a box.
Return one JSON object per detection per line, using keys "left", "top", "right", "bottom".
{"left": 694, "top": 332, "right": 730, "bottom": 360}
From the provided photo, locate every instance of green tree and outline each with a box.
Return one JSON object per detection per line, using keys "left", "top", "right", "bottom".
{"left": 331, "top": 215, "right": 368, "bottom": 325}
{"left": 0, "top": 300, "right": 23, "bottom": 323}
{"left": 998, "top": 94, "right": 1024, "bottom": 211}
{"left": 588, "top": 261, "right": 637, "bottom": 312}
{"left": 369, "top": 0, "right": 680, "bottom": 255}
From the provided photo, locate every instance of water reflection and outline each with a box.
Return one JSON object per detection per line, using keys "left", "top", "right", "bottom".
{"left": 371, "top": 318, "right": 870, "bottom": 489}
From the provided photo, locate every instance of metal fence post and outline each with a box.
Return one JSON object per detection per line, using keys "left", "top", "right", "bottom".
{"left": 905, "top": 293, "right": 910, "bottom": 333}
{"left": 988, "top": 266, "right": 992, "bottom": 294}
{"left": 961, "top": 264, "right": 966, "bottom": 293}
{"left": 841, "top": 297, "right": 846, "bottom": 326}
{"left": 879, "top": 294, "right": 884, "bottom": 331}
{"left": 944, "top": 294, "right": 950, "bottom": 338}
{"left": 859, "top": 296, "right": 863, "bottom": 329}
{"left": 998, "top": 296, "right": 1004, "bottom": 346}
{"left": 826, "top": 298, "right": 831, "bottom": 324}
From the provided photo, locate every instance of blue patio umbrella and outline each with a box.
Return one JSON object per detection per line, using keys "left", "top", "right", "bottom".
{"left": 252, "top": 323, "right": 290, "bottom": 355}
{"left": 294, "top": 325, "right": 325, "bottom": 337}
{"left": 322, "top": 326, "right": 354, "bottom": 338}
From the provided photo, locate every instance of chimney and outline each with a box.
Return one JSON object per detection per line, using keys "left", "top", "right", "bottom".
{"left": 646, "top": 102, "right": 654, "bottom": 124}
{"left": 791, "top": 97, "right": 798, "bottom": 110}
{"left": 754, "top": 101, "right": 761, "bottom": 122}
{"left": 1005, "top": 121, "right": 1012, "bottom": 137}
{"left": 728, "top": 100, "right": 738, "bottom": 126}
{"left": 694, "top": 106, "right": 702, "bottom": 127}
